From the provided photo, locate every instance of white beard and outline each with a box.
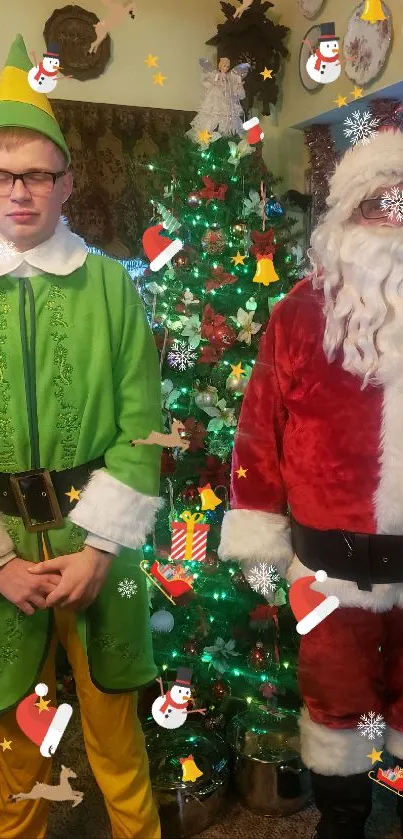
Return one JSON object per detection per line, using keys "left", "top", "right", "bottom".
{"left": 310, "top": 223, "right": 403, "bottom": 387}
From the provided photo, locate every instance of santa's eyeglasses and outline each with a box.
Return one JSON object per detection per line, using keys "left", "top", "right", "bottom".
{"left": 358, "top": 197, "right": 390, "bottom": 220}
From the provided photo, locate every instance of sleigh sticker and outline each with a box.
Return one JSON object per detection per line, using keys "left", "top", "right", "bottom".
{"left": 140, "top": 560, "right": 194, "bottom": 606}
{"left": 369, "top": 766, "right": 403, "bottom": 796}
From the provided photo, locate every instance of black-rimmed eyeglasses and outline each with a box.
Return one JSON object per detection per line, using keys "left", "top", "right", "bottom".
{"left": 0, "top": 170, "right": 67, "bottom": 197}
{"left": 358, "top": 197, "right": 390, "bottom": 220}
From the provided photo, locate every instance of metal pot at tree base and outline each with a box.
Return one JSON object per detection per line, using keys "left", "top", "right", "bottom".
{"left": 145, "top": 723, "right": 230, "bottom": 838}
{"left": 229, "top": 709, "right": 311, "bottom": 816}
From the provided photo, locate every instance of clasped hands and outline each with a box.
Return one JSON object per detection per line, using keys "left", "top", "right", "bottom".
{"left": 0, "top": 547, "right": 112, "bottom": 615}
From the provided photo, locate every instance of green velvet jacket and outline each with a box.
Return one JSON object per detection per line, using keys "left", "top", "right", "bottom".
{"left": 0, "top": 249, "right": 162, "bottom": 713}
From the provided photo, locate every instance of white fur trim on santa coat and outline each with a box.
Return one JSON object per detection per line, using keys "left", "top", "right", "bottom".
{"left": 299, "top": 706, "right": 384, "bottom": 776}
{"left": 218, "top": 509, "right": 294, "bottom": 578}
{"left": 385, "top": 726, "right": 403, "bottom": 761}
{"left": 287, "top": 553, "right": 399, "bottom": 612}
{"left": 69, "top": 469, "right": 164, "bottom": 550}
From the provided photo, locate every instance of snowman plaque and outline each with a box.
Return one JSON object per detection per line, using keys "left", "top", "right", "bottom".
{"left": 300, "top": 22, "right": 341, "bottom": 91}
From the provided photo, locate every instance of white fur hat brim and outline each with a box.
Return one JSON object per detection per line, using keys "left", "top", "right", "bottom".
{"left": 326, "top": 130, "right": 403, "bottom": 225}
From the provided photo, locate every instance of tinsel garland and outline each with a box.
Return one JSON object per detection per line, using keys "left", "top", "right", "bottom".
{"left": 304, "top": 125, "right": 339, "bottom": 224}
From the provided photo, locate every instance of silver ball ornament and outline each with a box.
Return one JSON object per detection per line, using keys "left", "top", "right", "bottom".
{"left": 195, "top": 388, "right": 218, "bottom": 409}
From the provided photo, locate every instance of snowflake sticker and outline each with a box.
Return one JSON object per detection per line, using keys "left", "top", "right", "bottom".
{"left": 168, "top": 340, "right": 197, "bottom": 371}
{"left": 117, "top": 578, "right": 138, "bottom": 598}
{"left": 245, "top": 563, "right": 280, "bottom": 597}
{"left": 343, "top": 110, "right": 379, "bottom": 146}
{"left": 380, "top": 187, "right": 403, "bottom": 223}
{"left": 357, "top": 711, "right": 386, "bottom": 741}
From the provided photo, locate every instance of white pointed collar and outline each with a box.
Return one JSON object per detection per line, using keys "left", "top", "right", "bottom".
{"left": 0, "top": 217, "right": 88, "bottom": 277}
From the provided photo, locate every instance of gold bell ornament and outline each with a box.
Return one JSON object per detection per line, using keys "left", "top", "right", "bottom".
{"left": 198, "top": 482, "right": 222, "bottom": 511}
{"left": 252, "top": 255, "right": 279, "bottom": 286}
{"left": 180, "top": 755, "right": 203, "bottom": 783}
{"left": 360, "top": 0, "right": 386, "bottom": 22}
{"left": 250, "top": 228, "right": 279, "bottom": 287}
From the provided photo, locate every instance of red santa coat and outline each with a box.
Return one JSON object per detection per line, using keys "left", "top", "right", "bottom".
{"left": 219, "top": 278, "right": 403, "bottom": 612}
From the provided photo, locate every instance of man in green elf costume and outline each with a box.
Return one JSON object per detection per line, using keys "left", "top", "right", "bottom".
{"left": 0, "top": 34, "right": 163, "bottom": 839}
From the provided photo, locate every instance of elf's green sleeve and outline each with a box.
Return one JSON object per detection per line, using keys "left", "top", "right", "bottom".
{"left": 69, "top": 269, "right": 164, "bottom": 549}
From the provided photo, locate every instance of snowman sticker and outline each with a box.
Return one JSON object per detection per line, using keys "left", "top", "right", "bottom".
{"left": 305, "top": 23, "right": 341, "bottom": 85}
{"left": 28, "top": 44, "right": 65, "bottom": 94}
{"left": 152, "top": 667, "right": 206, "bottom": 730}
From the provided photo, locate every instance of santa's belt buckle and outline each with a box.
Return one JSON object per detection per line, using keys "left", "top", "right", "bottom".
{"left": 9, "top": 468, "right": 64, "bottom": 533}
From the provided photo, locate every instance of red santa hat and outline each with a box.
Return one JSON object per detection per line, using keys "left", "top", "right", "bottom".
{"left": 142, "top": 223, "right": 183, "bottom": 272}
{"left": 289, "top": 571, "right": 339, "bottom": 635}
{"left": 16, "top": 683, "right": 73, "bottom": 758}
{"left": 243, "top": 116, "right": 264, "bottom": 145}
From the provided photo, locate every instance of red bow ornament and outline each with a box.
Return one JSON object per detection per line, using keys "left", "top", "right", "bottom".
{"left": 198, "top": 176, "right": 228, "bottom": 204}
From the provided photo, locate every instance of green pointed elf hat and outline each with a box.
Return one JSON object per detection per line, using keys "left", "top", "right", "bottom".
{"left": 0, "top": 34, "right": 70, "bottom": 164}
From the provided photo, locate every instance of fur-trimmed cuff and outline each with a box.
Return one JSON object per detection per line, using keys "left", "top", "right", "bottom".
{"left": 68, "top": 469, "right": 164, "bottom": 550}
{"left": 217, "top": 509, "right": 294, "bottom": 577}
{"left": 299, "top": 707, "right": 384, "bottom": 776}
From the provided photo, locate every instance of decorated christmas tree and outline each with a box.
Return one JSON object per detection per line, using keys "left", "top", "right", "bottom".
{"left": 137, "top": 132, "right": 302, "bottom": 730}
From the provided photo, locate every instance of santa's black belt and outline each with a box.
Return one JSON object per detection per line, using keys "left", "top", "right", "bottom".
{"left": 290, "top": 515, "right": 403, "bottom": 592}
{"left": 0, "top": 458, "right": 105, "bottom": 533}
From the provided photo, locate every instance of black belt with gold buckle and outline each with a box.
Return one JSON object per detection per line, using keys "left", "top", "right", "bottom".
{"left": 0, "top": 457, "right": 105, "bottom": 533}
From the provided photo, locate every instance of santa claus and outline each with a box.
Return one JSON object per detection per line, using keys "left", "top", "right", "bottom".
{"left": 218, "top": 129, "right": 403, "bottom": 838}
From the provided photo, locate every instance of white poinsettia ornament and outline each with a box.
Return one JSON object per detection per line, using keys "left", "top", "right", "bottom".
{"left": 242, "top": 189, "right": 265, "bottom": 218}
{"left": 232, "top": 308, "right": 262, "bottom": 345}
{"left": 181, "top": 289, "right": 200, "bottom": 309}
{"left": 179, "top": 314, "right": 202, "bottom": 348}
{"left": 202, "top": 398, "right": 237, "bottom": 433}
{"left": 228, "top": 138, "right": 254, "bottom": 168}
{"left": 161, "top": 379, "right": 181, "bottom": 410}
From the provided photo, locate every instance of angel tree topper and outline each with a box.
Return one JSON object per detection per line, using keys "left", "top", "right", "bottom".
{"left": 152, "top": 668, "right": 206, "bottom": 729}
{"left": 187, "top": 57, "right": 250, "bottom": 143}
{"left": 306, "top": 23, "right": 341, "bottom": 85}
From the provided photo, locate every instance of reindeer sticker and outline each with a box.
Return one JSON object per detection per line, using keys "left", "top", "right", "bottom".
{"left": 233, "top": 0, "right": 254, "bottom": 19}
{"left": 89, "top": 0, "right": 137, "bottom": 55}
{"left": 130, "top": 419, "right": 190, "bottom": 453}
{"left": 10, "top": 766, "right": 84, "bottom": 808}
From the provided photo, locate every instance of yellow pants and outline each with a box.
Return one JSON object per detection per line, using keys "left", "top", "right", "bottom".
{"left": 0, "top": 546, "right": 161, "bottom": 839}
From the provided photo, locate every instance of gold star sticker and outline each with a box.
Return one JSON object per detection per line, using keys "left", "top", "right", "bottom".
{"left": 35, "top": 697, "right": 51, "bottom": 713}
{"left": 351, "top": 86, "right": 363, "bottom": 99}
{"left": 0, "top": 738, "right": 12, "bottom": 751}
{"left": 236, "top": 466, "right": 248, "bottom": 478}
{"left": 231, "top": 251, "right": 246, "bottom": 266}
{"left": 153, "top": 72, "right": 166, "bottom": 86}
{"left": 144, "top": 54, "right": 159, "bottom": 68}
{"left": 230, "top": 362, "right": 246, "bottom": 378}
{"left": 335, "top": 95, "right": 348, "bottom": 108}
{"left": 367, "top": 747, "right": 383, "bottom": 765}
{"left": 197, "top": 129, "right": 213, "bottom": 145}
{"left": 65, "top": 486, "right": 81, "bottom": 503}
{"left": 261, "top": 67, "right": 273, "bottom": 80}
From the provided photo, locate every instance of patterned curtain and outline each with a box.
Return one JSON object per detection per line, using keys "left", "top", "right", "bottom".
{"left": 52, "top": 99, "right": 194, "bottom": 258}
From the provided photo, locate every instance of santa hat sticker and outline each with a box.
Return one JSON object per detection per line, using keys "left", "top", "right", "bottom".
{"left": 243, "top": 116, "right": 264, "bottom": 145}
{"left": 142, "top": 223, "right": 183, "bottom": 272}
{"left": 289, "top": 571, "right": 339, "bottom": 635}
{"left": 16, "top": 683, "right": 73, "bottom": 757}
